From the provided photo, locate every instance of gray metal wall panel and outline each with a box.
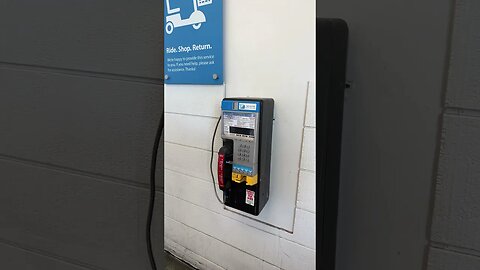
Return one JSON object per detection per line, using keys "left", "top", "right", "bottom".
{"left": 430, "top": 114, "right": 480, "bottom": 252}
{"left": 428, "top": 248, "right": 480, "bottom": 270}
{"left": 445, "top": 0, "right": 480, "bottom": 110}
{"left": 0, "top": 0, "right": 164, "bottom": 269}
{"left": 317, "top": 0, "right": 451, "bottom": 269}
{"left": 0, "top": 159, "right": 164, "bottom": 270}
{"left": 0, "top": 68, "right": 163, "bottom": 188}
{"left": 0, "top": 0, "right": 163, "bottom": 79}
{"left": 426, "top": 0, "right": 480, "bottom": 267}
{"left": 0, "top": 242, "right": 90, "bottom": 270}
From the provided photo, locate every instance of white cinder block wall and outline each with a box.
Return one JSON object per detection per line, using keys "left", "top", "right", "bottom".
{"left": 164, "top": 89, "right": 316, "bottom": 270}
{"left": 164, "top": 1, "right": 317, "bottom": 269}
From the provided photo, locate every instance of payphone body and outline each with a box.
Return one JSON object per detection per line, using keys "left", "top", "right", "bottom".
{"left": 218, "top": 98, "right": 274, "bottom": 216}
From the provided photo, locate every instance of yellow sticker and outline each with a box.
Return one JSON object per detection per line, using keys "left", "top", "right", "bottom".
{"left": 246, "top": 175, "right": 258, "bottom": 186}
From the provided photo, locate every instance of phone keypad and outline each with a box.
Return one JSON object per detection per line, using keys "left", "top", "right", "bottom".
{"left": 237, "top": 143, "right": 251, "bottom": 163}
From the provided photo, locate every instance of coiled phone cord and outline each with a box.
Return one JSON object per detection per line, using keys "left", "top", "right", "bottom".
{"left": 210, "top": 116, "right": 224, "bottom": 205}
{"left": 147, "top": 110, "right": 164, "bottom": 270}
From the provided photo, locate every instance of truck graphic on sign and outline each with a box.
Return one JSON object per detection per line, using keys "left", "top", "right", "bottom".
{"left": 165, "top": 0, "right": 213, "bottom": 34}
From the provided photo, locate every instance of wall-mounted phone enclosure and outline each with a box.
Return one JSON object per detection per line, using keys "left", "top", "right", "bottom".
{"left": 218, "top": 98, "right": 274, "bottom": 216}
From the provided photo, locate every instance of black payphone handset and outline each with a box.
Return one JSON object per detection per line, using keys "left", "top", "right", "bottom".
{"left": 217, "top": 98, "right": 274, "bottom": 216}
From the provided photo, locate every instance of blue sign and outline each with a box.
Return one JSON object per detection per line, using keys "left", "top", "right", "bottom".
{"left": 164, "top": 0, "right": 223, "bottom": 84}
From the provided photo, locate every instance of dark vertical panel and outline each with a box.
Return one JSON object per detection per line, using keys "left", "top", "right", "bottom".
{"left": 317, "top": 0, "right": 450, "bottom": 269}
{"left": 316, "top": 18, "right": 348, "bottom": 270}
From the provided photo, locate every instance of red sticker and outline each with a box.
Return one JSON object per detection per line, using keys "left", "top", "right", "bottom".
{"left": 217, "top": 153, "right": 225, "bottom": 189}
{"left": 246, "top": 190, "right": 255, "bottom": 206}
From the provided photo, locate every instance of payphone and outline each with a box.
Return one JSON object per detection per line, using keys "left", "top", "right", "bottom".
{"left": 217, "top": 98, "right": 274, "bottom": 216}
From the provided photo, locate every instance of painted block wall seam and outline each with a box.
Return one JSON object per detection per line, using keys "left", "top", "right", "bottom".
{"left": 164, "top": 170, "right": 316, "bottom": 245}
{"left": 296, "top": 170, "right": 316, "bottom": 213}
{"left": 165, "top": 238, "right": 225, "bottom": 270}
{"left": 165, "top": 213, "right": 316, "bottom": 270}
{"left": 165, "top": 236, "right": 294, "bottom": 270}
{"left": 165, "top": 217, "right": 283, "bottom": 270}
{"left": 165, "top": 198, "right": 315, "bottom": 269}
{"left": 305, "top": 81, "right": 316, "bottom": 128}
{"left": 164, "top": 191, "right": 317, "bottom": 266}
{"left": 163, "top": 167, "right": 315, "bottom": 246}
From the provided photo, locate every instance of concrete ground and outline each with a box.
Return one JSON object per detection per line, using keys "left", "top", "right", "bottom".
{"left": 165, "top": 251, "right": 196, "bottom": 270}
